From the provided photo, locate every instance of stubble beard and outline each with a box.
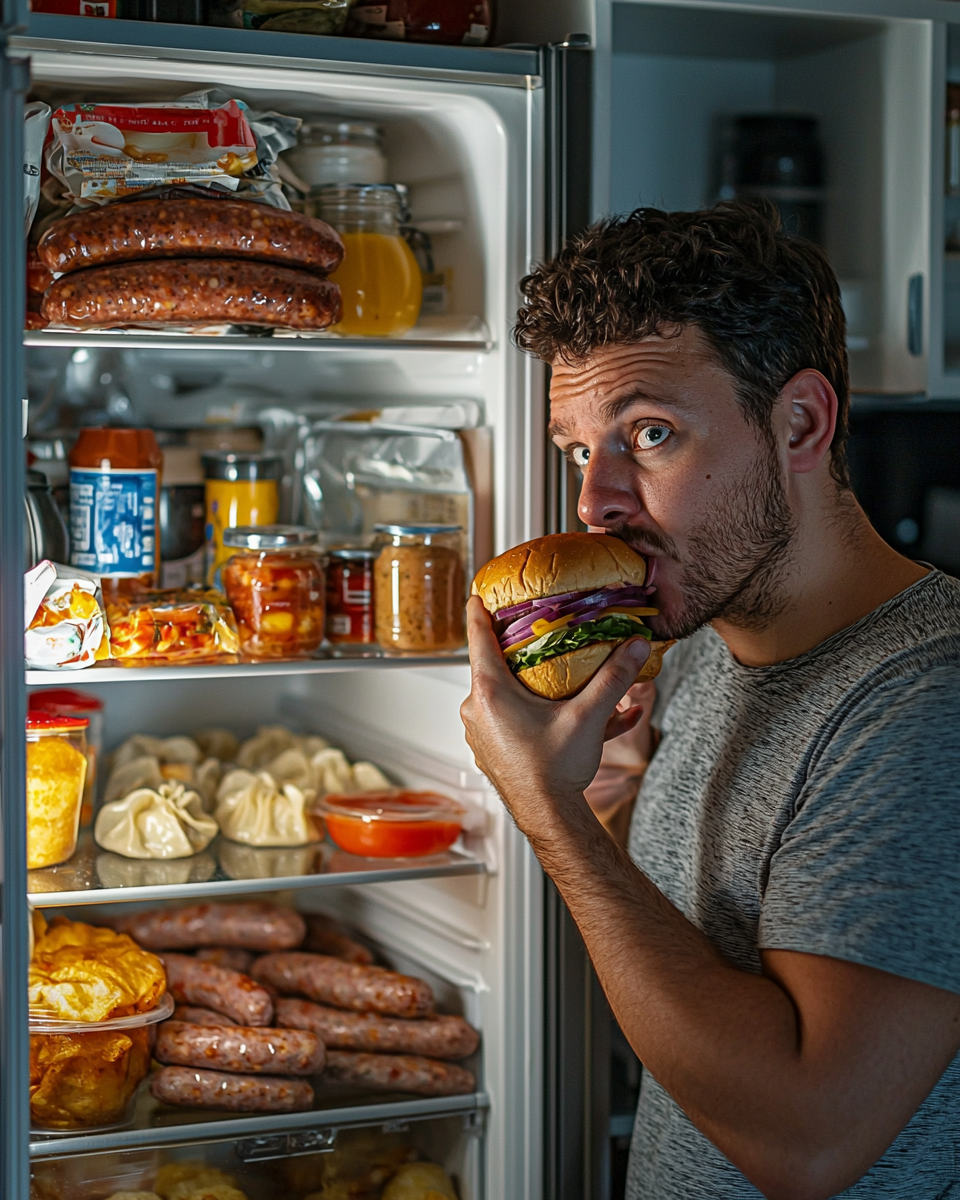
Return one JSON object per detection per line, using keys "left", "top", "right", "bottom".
{"left": 610, "top": 440, "right": 798, "bottom": 641}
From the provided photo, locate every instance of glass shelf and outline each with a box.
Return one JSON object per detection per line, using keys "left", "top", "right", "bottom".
{"left": 26, "top": 651, "right": 468, "bottom": 687}
{"left": 24, "top": 316, "right": 492, "bottom": 354}
{"left": 27, "top": 831, "right": 484, "bottom": 907}
{"left": 30, "top": 1089, "right": 488, "bottom": 1159}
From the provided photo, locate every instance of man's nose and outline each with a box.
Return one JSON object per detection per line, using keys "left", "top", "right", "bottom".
{"left": 577, "top": 449, "right": 644, "bottom": 527}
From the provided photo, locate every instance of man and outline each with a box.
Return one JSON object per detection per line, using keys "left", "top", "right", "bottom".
{"left": 460, "top": 202, "right": 960, "bottom": 1199}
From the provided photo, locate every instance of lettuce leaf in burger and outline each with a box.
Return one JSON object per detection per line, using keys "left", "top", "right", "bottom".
{"left": 471, "top": 532, "right": 674, "bottom": 700}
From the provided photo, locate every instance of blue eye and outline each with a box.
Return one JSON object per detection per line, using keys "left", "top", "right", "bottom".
{"left": 572, "top": 446, "right": 590, "bottom": 467}
{"left": 637, "top": 426, "right": 670, "bottom": 450}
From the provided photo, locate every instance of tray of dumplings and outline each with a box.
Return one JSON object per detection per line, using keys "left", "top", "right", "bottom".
{"left": 27, "top": 724, "right": 487, "bottom": 901}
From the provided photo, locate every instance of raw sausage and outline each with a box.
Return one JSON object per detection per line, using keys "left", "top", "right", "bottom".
{"left": 38, "top": 198, "right": 344, "bottom": 276}
{"left": 195, "top": 947, "right": 255, "bottom": 973}
{"left": 151, "top": 1066, "right": 314, "bottom": 1113}
{"left": 42, "top": 259, "right": 342, "bottom": 332}
{"left": 322, "top": 1050, "right": 475, "bottom": 1097}
{"left": 276, "top": 998, "right": 478, "bottom": 1060}
{"left": 252, "top": 952, "right": 433, "bottom": 1019}
{"left": 173, "top": 1005, "right": 237, "bottom": 1027}
{"left": 302, "top": 914, "right": 374, "bottom": 965}
{"left": 162, "top": 953, "right": 273, "bottom": 1027}
{"left": 155, "top": 1021, "right": 325, "bottom": 1075}
{"left": 115, "top": 903, "right": 305, "bottom": 952}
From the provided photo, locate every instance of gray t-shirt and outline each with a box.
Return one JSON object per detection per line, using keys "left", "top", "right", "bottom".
{"left": 626, "top": 570, "right": 960, "bottom": 1199}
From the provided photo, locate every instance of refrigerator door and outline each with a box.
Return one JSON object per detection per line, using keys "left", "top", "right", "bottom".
{"left": 0, "top": 5, "right": 31, "bottom": 1199}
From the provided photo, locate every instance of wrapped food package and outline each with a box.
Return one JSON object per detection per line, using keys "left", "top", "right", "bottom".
{"left": 47, "top": 99, "right": 259, "bottom": 205}
{"left": 214, "top": 768, "right": 320, "bottom": 848}
{"left": 106, "top": 590, "right": 239, "bottom": 662}
{"left": 25, "top": 560, "right": 110, "bottom": 671}
{"left": 94, "top": 782, "right": 219, "bottom": 859}
{"left": 29, "top": 916, "right": 167, "bottom": 1131}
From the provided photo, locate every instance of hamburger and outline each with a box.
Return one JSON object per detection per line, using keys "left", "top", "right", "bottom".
{"left": 471, "top": 532, "right": 673, "bottom": 701}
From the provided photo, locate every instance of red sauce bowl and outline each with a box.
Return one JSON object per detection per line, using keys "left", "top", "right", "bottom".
{"left": 317, "top": 790, "right": 465, "bottom": 858}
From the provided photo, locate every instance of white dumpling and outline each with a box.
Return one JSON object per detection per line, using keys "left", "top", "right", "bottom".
{"left": 310, "top": 748, "right": 356, "bottom": 797}
{"left": 193, "top": 757, "right": 223, "bottom": 812}
{"left": 215, "top": 768, "right": 321, "bottom": 847}
{"left": 236, "top": 726, "right": 298, "bottom": 770}
{"left": 103, "top": 755, "right": 163, "bottom": 806}
{"left": 94, "top": 782, "right": 219, "bottom": 860}
{"left": 194, "top": 727, "right": 240, "bottom": 763}
{"left": 263, "top": 748, "right": 315, "bottom": 792}
{"left": 352, "top": 761, "right": 392, "bottom": 792}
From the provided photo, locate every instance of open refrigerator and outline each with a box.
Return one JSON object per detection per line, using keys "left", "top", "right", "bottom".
{"left": 0, "top": 14, "right": 594, "bottom": 1200}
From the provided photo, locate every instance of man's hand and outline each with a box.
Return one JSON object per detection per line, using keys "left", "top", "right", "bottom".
{"left": 460, "top": 595, "right": 652, "bottom": 823}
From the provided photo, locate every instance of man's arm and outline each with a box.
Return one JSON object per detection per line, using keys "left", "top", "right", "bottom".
{"left": 460, "top": 598, "right": 960, "bottom": 1200}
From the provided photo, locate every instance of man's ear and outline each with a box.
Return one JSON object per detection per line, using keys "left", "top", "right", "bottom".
{"left": 779, "top": 369, "right": 838, "bottom": 475}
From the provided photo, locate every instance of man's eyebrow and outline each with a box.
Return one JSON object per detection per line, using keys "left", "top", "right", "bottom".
{"left": 548, "top": 389, "right": 676, "bottom": 439}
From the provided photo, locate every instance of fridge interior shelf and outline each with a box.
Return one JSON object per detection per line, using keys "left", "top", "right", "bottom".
{"left": 29, "top": 1090, "right": 488, "bottom": 1159}
{"left": 26, "top": 652, "right": 469, "bottom": 687}
{"left": 24, "top": 317, "right": 493, "bottom": 355}
{"left": 27, "top": 830, "right": 484, "bottom": 907}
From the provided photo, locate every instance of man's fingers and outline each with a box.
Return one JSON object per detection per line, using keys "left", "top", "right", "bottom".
{"left": 604, "top": 702, "right": 645, "bottom": 743}
{"left": 465, "top": 595, "right": 515, "bottom": 684}
{"left": 573, "top": 637, "right": 653, "bottom": 716}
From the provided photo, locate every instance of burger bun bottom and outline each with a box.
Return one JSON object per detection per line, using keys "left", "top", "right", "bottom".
{"left": 515, "top": 637, "right": 674, "bottom": 701}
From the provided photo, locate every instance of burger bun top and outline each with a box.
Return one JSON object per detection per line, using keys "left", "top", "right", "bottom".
{"left": 471, "top": 532, "right": 647, "bottom": 615}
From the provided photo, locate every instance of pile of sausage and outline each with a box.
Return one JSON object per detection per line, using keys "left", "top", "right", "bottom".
{"left": 32, "top": 197, "right": 344, "bottom": 332}
{"left": 115, "top": 902, "right": 479, "bottom": 1115}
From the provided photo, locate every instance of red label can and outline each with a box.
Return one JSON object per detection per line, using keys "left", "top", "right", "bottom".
{"left": 325, "top": 548, "right": 377, "bottom": 645}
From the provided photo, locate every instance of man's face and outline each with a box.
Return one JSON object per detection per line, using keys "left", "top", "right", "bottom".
{"left": 548, "top": 327, "right": 797, "bottom": 641}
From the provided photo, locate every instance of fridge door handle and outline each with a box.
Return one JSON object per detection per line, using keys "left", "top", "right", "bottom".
{"left": 908, "top": 272, "right": 924, "bottom": 357}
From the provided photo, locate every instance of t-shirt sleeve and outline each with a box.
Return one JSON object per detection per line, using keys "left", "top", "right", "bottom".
{"left": 759, "top": 663, "right": 960, "bottom": 995}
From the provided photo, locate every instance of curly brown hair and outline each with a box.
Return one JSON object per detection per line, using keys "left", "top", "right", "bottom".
{"left": 516, "top": 200, "right": 851, "bottom": 487}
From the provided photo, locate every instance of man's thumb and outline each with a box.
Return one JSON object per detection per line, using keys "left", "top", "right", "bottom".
{"left": 579, "top": 637, "right": 652, "bottom": 707}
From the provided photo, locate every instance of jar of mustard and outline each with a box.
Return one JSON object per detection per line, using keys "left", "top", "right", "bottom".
{"left": 314, "top": 183, "right": 422, "bottom": 336}
{"left": 26, "top": 714, "right": 88, "bottom": 870}
{"left": 373, "top": 524, "right": 465, "bottom": 656}
{"left": 202, "top": 452, "right": 282, "bottom": 587}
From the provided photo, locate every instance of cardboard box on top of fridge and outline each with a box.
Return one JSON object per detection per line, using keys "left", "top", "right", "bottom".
{"left": 24, "top": 560, "right": 110, "bottom": 670}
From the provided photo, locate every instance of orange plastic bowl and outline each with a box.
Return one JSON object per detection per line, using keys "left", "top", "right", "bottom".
{"left": 317, "top": 790, "right": 465, "bottom": 858}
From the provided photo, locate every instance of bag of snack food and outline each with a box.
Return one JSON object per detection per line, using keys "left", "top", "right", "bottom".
{"left": 24, "top": 560, "right": 110, "bottom": 671}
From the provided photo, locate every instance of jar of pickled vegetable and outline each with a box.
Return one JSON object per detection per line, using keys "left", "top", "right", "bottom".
{"left": 222, "top": 525, "right": 325, "bottom": 659}
{"left": 373, "top": 524, "right": 465, "bottom": 655}
{"left": 314, "top": 184, "right": 422, "bottom": 336}
{"left": 26, "top": 715, "right": 88, "bottom": 870}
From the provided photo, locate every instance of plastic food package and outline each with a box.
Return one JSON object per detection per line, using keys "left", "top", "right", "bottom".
{"left": 214, "top": 768, "right": 321, "bottom": 847}
{"left": 25, "top": 560, "right": 110, "bottom": 671}
{"left": 46, "top": 90, "right": 300, "bottom": 210}
{"left": 30, "top": 1149, "right": 161, "bottom": 1200}
{"left": 94, "top": 782, "right": 219, "bottom": 860}
{"left": 29, "top": 915, "right": 167, "bottom": 1022}
{"left": 24, "top": 102, "right": 52, "bottom": 237}
{"left": 48, "top": 98, "right": 258, "bottom": 204}
{"left": 297, "top": 420, "right": 473, "bottom": 576}
{"left": 241, "top": 0, "right": 349, "bottom": 32}
{"left": 106, "top": 590, "right": 239, "bottom": 662}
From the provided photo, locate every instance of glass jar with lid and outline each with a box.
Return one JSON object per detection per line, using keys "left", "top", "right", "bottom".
{"left": 287, "top": 120, "right": 388, "bottom": 189}
{"left": 314, "top": 183, "right": 422, "bottom": 337}
{"left": 26, "top": 714, "right": 88, "bottom": 870}
{"left": 202, "top": 451, "right": 282, "bottom": 587}
{"left": 373, "top": 524, "right": 465, "bottom": 655}
{"left": 326, "top": 547, "right": 378, "bottom": 652}
{"left": 222, "top": 525, "right": 325, "bottom": 660}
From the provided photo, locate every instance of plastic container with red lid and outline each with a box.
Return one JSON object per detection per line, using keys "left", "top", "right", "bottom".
{"left": 26, "top": 714, "right": 88, "bottom": 870}
{"left": 31, "top": 689, "right": 104, "bottom": 828}
{"left": 317, "top": 789, "right": 465, "bottom": 858}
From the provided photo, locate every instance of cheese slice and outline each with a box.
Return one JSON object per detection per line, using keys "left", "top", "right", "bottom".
{"left": 503, "top": 608, "right": 657, "bottom": 660}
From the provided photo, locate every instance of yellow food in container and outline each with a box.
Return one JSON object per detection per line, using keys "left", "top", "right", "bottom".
{"left": 26, "top": 715, "right": 88, "bottom": 870}
{"left": 29, "top": 915, "right": 168, "bottom": 1131}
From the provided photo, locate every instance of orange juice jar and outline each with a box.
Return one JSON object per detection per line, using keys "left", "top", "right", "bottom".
{"left": 202, "top": 452, "right": 282, "bottom": 587}
{"left": 315, "top": 184, "right": 422, "bottom": 337}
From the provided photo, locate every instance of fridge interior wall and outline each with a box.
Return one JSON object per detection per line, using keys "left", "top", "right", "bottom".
{"left": 603, "top": 1, "right": 932, "bottom": 396}
{"left": 23, "top": 40, "right": 547, "bottom": 1200}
